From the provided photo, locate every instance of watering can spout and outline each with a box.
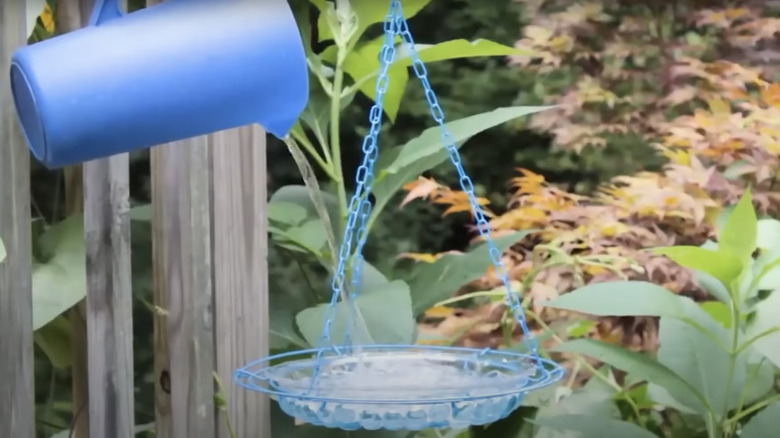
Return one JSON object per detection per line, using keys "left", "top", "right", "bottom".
{"left": 10, "top": 0, "right": 309, "bottom": 168}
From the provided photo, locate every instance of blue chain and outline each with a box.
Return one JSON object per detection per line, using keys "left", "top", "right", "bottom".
{"left": 319, "top": 0, "right": 539, "bottom": 362}
{"left": 315, "top": 2, "right": 400, "bottom": 352}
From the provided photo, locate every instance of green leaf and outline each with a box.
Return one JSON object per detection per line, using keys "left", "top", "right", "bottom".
{"left": 532, "top": 379, "right": 619, "bottom": 438}
{"left": 694, "top": 271, "right": 732, "bottom": 303}
{"left": 296, "top": 280, "right": 415, "bottom": 346}
{"left": 339, "top": 35, "right": 409, "bottom": 122}
{"left": 33, "top": 316, "right": 72, "bottom": 369}
{"left": 340, "top": 37, "right": 532, "bottom": 120}
{"left": 311, "top": 0, "right": 433, "bottom": 44}
{"left": 542, "top": 281, "right": 690, "bottom": 319}
{"left": 32, "top": 217, "right": 87, "bottom": 330}
{"left": 646, "top": 384, "right": 698, "bottom": 414}
{"left": 371, "top": 106, "right": 552, "bottom": 221}
{"left": 397, "top": 38, "right": 533, "bottom": 65}
{"left": 746, "top": 289, "right": 780, "bottom": 368}
{"left": 268, "top": 202, "right": 309, "bottom": 227}
{"left": 270, "top": 185, "right": 340, "bottom": 230}
{"left": 0, "top": 237, "right": 5, "bottom": 263}
{"left": 741, "top": 402, "right": 780, "bottom": 438}
{"left": 359, "top": 261, "right": 390, "bottom": 289}
{"left": 657, "top": 307, "right": 757, "bottom": 416}
{"left": 287, "top": 219, "right": 328, "bottom": 254}
{"left": 653, "top": 246, "right": 743, "bottom": 291}
{"left": 534, "top": 415, "right": 659, "bottom": 438}
{"left": 699, "top": 301, "right": 731, "bottom": 327}
{"left": 551, "top": 339, "right": 709, "bottom": 415}
{"left": 408, "top": 231, "right": 532, "bottom": 315}
{"left": 720, "top": 189, "right": 757, "bottom": 262}
{"left": 129, "top": 204, "right": 152, "bottom": 222}
{"left": 752, "top": 218, "right": 780, "bottom": 290}
{"left": 270, "top": 294, "right": 310, "bottom": 350}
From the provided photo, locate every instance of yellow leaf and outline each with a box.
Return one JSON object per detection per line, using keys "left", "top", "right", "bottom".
{"left": 707, "top": 98, "right": 730, "bottom": 116}
{"left": 40, "top": 3, "right": 55, "bottom": 34}
{"left": 397, "top": 252, "right": 438, "bottom": 263}
{"left": 423, "top": 306, "right": 456, "bottom": 318}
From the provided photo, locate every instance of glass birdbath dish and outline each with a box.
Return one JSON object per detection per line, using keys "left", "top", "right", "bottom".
{"left": 235, "top": 344, "right": 564, "bottom": 430}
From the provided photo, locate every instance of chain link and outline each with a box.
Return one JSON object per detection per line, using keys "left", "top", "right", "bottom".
{"left": 319, "top": 0, "right": 539, "bottom": 361}
{"left": 316, "top": 3, "right": 399, "bottom": 350}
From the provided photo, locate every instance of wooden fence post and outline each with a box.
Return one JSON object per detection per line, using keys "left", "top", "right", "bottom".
{"left": 0, "top": 1, "right": 36, "bottom": 437}
{"left": 211, "top": 125, "right": 271, "bottom": 438}
{"left": 83, "top": 154, "right": 135, "bottom": 437}
{"left": 151, "top": 134, "right": 216, "bottom": 438}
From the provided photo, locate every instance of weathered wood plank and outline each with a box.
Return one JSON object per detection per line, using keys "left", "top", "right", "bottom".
{"left": 153, "top": 135, "right": 216, "bottom": 438}
{"left": 0, "top": 1, "right": 35, "bottom": 437}
{"left": 83, "top": 154, "right": 135, "bottom": 438}
{"left": 147, "top": 1, "right": 174, "bottom": 435}
{"left": 55, "top": 2, "right": 91, "bottom": 436}
{"left": 211, "top": 126, "right": 270, "bottom": 438}
{"left": 150, "top": 146, "right": 173, "bottom": 438}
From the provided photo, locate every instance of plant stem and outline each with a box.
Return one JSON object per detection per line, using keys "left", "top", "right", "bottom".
{"left": 726, "top": 392, "right": 780, "bottom": 425}
{"left": 329, "top": 66, "right": 348, "bottom": 226}
{"left": 721, "top": 299, "right": 741, "bottom": 434}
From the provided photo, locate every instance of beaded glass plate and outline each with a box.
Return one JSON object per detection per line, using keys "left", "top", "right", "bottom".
{"left": 235, "top": 344, "right": 564, "bottom": 430}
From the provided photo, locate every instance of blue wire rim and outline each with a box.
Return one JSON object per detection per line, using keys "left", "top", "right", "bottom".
{"left": 235, "top": 344, "right": 564, "bottom": 404}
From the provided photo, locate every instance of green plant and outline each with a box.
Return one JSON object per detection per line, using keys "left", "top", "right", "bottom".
{"left": 267, "top": 0, "right": 552, "bottom": 353}
{"left": 538, "top": 190, "right": 780, "bottom": 438}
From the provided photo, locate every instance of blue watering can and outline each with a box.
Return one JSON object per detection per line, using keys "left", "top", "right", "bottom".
{"left": 9, "top": 0, "right": 309, "bottom": 169}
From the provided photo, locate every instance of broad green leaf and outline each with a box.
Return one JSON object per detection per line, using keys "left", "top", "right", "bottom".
{"left": 32, "top": 217, "right": 87, "bottom": 330}
{"left": 381, "top": 106, "right": 551, "bottom": 176}
{"left": 271, "top": 221, "right": 329, "bottom": 259}
{"left": 653, "top": 246, "right": 743, "bottom": 291}
{"left": 746, "top": 288, "right": 780, "bottom": 368}
{"left": 719, "top": 189, "right": 757, "bottom": 262}
{"left": 337, "top": 35, "right": 409, "bottom": 122}
{"left": 699, "top": 301, "right": 731, "bottom": 327}
{"left": 268, "top": 202, "right": 308, "bottom": 227}
{"left": 751, "top": 218, "right": 780, "bottom": 290}
{"left": 396, "top": 38, "right": 533, "bottom": 65}
{"left": 339, "top": 37, "right": 532, "bottom": 120}
{"left": 470, "top": 406, "right": 537, "bottom": 438}
{"left": 311, "top": 0, "right": 433, "bottom": 43}
{"left": 551, "top": 339, "right": 709, "bottom": 415}
{"left": 371, "top": 106, "right": 552, "bottom": 221}
{"left": 270, "top": 294, "right": 310, "bottom": 350}
{"left": 296, "top": 280, "right": 415, "bottom": 346}
{"left": 657, "top": 305, "right": 759, "bottom": 416}
{"left": 0, "top": 237, "right": 5, "bottom": 262}
{"left": 270, "top": 185, "right": 340, "bottom": 229}
{"left": 741, "top": 402, "right": 780, "bottom": 438}
{"left": 542, "top": 281, "right": 690, "bottom": 319}
{"left": 532, "top": 379, "right": 619, "bottom": 438}
{"left": 743, "top": 359, "right": 775, "bottom": 405}
{"left": 358, "top": 261, "right": 390, "bottom": 289}
{"left": 288, "top": 219, "right": 328, "bottom": 254}
{"left": 694, "top": 270, "right": 732, "bottom": 303}
{"left": 534, "top": 415, "right": 659, "bottom": 438}
{"left": 408, "top": 231, "right": 533, "bottom": 315}
{"left": 33, "top": 315, "right": 72, "bottom": 369}
{"left": 128, "top": 204, "right": 152, "bottom": 222}
{"left": 646, "top": 384, "right": 698, "bottom": 414}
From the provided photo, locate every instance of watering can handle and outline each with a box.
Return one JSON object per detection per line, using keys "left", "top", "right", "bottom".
{"left": 88, "top": 0, "right": 125, "bottom": 26}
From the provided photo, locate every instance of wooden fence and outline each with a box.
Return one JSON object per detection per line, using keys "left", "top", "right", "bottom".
{"left": 0, "top": 0, "right": 271, "bottom": 437}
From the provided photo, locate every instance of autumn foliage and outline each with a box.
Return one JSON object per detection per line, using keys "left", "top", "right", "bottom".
{"left": 400, "top": 3, "right": 780, "bottom": 353}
